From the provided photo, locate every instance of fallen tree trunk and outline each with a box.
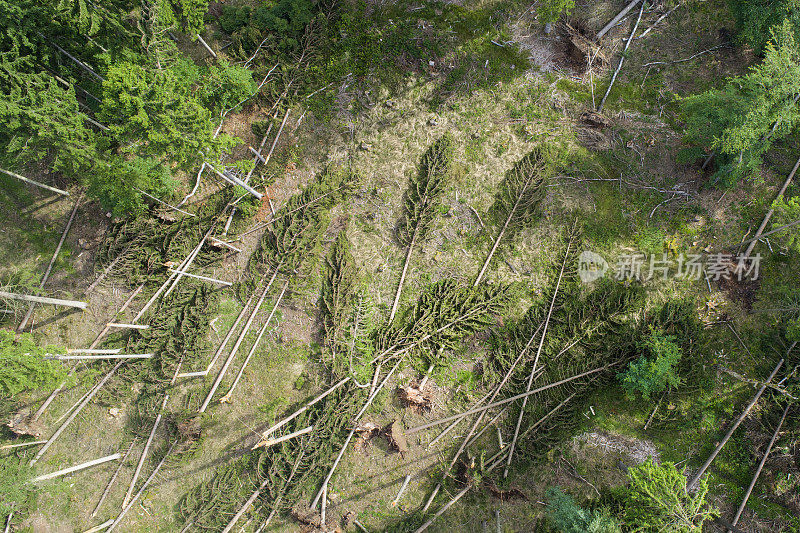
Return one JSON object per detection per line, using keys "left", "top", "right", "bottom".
{"left": 219, "top": 279, "right": 288, "bottom": 404}
{"left": 311, "top": 360, "right": 403, "bottom": 510}
{"left": 597, "top": 0, "right": 645, "bottom": 114}
{"left": 92, "top": 438, "right": 139, "bottom": 518}
{"left": 687, "top": 359, "right": 784, "bottom": 489}
{"left": 123, "top": 394, "right": 169, "bottom": 507}
{"left": 31, "top": 453, "right": 121, "bottom": 482}
{"left": 199, "top": 273, "right": 276, "bottom": 413}
{"left": 407, "top": 365, "right": 610, "bottom": 435}
{"left": 0, "top": 166, "right": 70, "bottom": 196}
{"left": 741, "top": 153, "right": 800, "bottom": 260}
{"left": 729, "top": 402, "right": 791, "bottom": 529}
{"left": 505, "top": 237, "right": 573, "bottom": 477}
{"left": 596, "top": 0, "right": 643, "bottom": 40}
{"left": 0, "top": 291, "right": 86, "bottom": 310}
{"left": 19, "top": 195, "right": 81, "bottom": 331}
{"left": 107, "top": 441, "right": 177, "bottom": 532}
{"left": 31, "top": 360, "right": 125, "bottom": 465}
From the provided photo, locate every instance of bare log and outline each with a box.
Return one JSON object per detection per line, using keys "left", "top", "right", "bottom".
{"left": 0, "top": 440, "right": 47, "bottom": 450}
{"left": 392, "top": 475, "right": 412, "bottom": 507}
{"left": 199, "top": 273, "right": 276, "bottom": 412}
{"left": 219, "top": 279, "right": 288, "bottom": 403}
{"left": 107, "top": 441, "right": 176, "bottom": 532}
{"left": 92, "top": 438, "right": 139, "bottom": 517}
{"left": 49, "top": 354, "right": 153, "bottom": 360}
{"left": 597, "top": 0, "right": 645, "bottom": 113}
{"left": 106, "top": 323, "right": 149, "bottom": 330}
{"left": 741, "top": 154, "right": 800, "bottom": 260}
{"left": 687, "top": 359, "right": 784, "bottom": 489}
{"left": 0, "top": 166, "right": 69, "bottom": 196}
{"left": 167, "top": 269, "right": 232, "bottom": 286}
{"left": 407, "top": 365, "right": 610, "bottom": 435}
{"left": 596, "top": 0, "right": 643, "bottom": 40}
{"left": 31, "top": 361, "right": 125, "bottom": 465}
{"left": 81, "top": 520, "right": 114, "bottom": 533}
{"left": 729, "top": 402, "right": 791, "bottom": 529}
{"left": 122, "top": 394, "right": 169, "bottom": 508}
{"left": 196, "top": 34, "right": 216, "bottom": 58}
{"left": 31, "top": 453, "right": 121, "bottom": 482}
{"left": 66, "top": 348, "right": 122, "bottom": 354}
{"left": 0, "top": 291, "right": 86, "bottom": 310}
{"left": 18, "top": 196, "right": 81, "bottom": 331}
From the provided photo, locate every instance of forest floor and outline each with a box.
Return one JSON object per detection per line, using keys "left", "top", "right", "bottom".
{"left": 2, "top": 0, "right": 800, "bottom": 531}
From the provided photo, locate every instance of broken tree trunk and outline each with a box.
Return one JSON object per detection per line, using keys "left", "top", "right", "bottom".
{"left": 206, "top": 162, "right": 263, "bottom": 199}
{"left": 31, "top": 453, "right": 121, "bottom": 482}
{"left": 505, "top": 238, "right": 573, "bottom": 477}
{"left": 741, "top": 153, "right": 800, "bottom": 260}
{"left": 107, "top": 441, "right": 176, "bottom": 532}
{"left": 31, "top": 360, "right": 125, "bottom": 465}
{"left": 729, "top": 402, "right": 791, "bottom": 530}
{"left": 199, "top": 273, "right": 276, "bottom": 412}
{"left": 18, "top": 195, "right": 81, "bottom": 331}
{"left": 167, "top": 269, "right": 232, "bottom": 286}
{"left": 122, "top": 394, "right": 169, "bottom": 507}
{"left": 407, "top": 365, "right": 610, "bottom": 435}
{"left": 178, "top": 292, "right": 256, "bottom": 378}
{"left": 32, "top": 284, "right": 144, "bottom": 423}
{"left": 0, "top": 166, "right": 70, "bottom": 196}
{"left": 596, "top": 0, "right": 643, "bottom": 40}
{"left": 252, "top": 425, "right": 313, "bottom": 450}
{"left": 597, "top": 0, "right": 645, "bottom": 114}
{"left": 311, "top": 360, "right": 403, "bottom": 510}
{"left": 687, "top": 359, "right": 784, "bottom": 489}
{"left": 255, "top": 376, "right": 352, "bottom": 443}
{"left": 219, "top": 279, "right": 288, "bottom": 404}
{"left": 92, "top": 438, "right": 139, "bottom": 517}
{"left": 0, "top": 291, "right": 86, "bottom": 310}
{"left": 196, "top": 34, "right": 216, "bottom": 58}
{"left": 389, "top": 233, "right": 416, "bottom": 322}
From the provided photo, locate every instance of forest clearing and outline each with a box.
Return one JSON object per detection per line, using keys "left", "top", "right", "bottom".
{"left": 1, "top": 0, "right": 800, "bottom": 531}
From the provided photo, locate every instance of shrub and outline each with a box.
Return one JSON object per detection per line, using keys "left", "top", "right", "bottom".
{"left": 545, "top": 487, "right": 622, "bottom": 533}
{"left": 619, "top": 327, "right": 682, "bottom": 400}
{"left": 0, "top": 329, "right": 67, "bottom": 397}
{"left": 623, "top": 459, "right": 719, "bottom": 532}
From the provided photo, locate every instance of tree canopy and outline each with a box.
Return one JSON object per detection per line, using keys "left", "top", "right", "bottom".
{"left": 680, "top": 21, "right": 800, "bottom": 185}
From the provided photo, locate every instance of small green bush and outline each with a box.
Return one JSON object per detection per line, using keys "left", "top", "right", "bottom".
{"left": 619, "top": 327, "right": 682, "bottom": 400}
